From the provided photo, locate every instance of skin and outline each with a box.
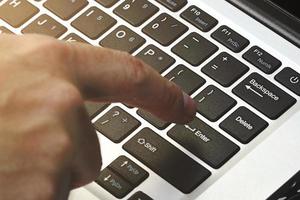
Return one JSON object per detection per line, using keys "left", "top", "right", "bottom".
{"left": 0, "top": 34, "right": 196, "bottom": 200}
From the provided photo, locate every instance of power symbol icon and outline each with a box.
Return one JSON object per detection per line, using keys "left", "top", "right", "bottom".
{"left": 290, "top": 76, "right": 299, "bottom": 84}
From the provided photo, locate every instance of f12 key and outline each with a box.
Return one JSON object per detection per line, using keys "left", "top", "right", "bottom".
{"left": 243, "top": 46, "right": 282, "bottom": 74}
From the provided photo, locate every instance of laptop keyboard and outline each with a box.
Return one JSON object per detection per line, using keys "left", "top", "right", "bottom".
{"left": 0, "top": 0, "right": 298, "bottom": 199}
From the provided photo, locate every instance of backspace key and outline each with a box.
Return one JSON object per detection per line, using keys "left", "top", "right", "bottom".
{"left": 233, "top": 73, "right": 296, "bottom": 119}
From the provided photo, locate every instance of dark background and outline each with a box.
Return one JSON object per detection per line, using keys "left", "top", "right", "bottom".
{"left": 268, "top": 0, "right": 300, "bottom": 19}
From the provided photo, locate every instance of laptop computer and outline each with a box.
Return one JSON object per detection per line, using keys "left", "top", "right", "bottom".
{"left": 1, "top": 0, "right": 300, "bottom": 199}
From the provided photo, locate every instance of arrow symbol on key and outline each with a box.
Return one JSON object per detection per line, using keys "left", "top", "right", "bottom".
{"left": 245, "top": 85, "right": 263, "bottom": 98}
{"left": 121, "top": 161, "right": 128, "bottom": 167}
{"left": 104, "top": 174, "right": 111, "bottom": 181}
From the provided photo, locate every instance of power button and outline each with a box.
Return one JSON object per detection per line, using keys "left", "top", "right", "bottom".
{"left": 275, "top": 67, "right": 300, "bottom": 96}
{"left": 290, "top": 76, "right": 299, "bottom": 84}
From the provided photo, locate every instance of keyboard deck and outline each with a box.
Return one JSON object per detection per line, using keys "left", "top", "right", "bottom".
{"left": 1, "top": 0, "right": 299, "bottom": 199}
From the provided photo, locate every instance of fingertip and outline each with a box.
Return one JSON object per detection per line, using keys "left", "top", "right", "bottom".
{"left": 182, "top": 92, "right": 197, "bottom": 123}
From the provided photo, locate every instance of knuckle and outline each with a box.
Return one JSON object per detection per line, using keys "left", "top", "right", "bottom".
{"left": 44, "top": 82, "right": 83, "bottom": 112}
{"left": 26, "top": 37, "right": 72, "bottom": 64}
{"left": 45, "top": 41, "right": 71, "bottom": 62}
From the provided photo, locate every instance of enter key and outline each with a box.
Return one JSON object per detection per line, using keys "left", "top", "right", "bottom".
{"left": 168, "top": 118, "right": 240, "bottom": 169}
{"left": 233, "top": 73, "right": 296, "bottom": 119}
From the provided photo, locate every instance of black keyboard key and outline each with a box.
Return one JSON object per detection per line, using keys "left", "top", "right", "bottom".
{"left": 100, "top": 25, "right": 146, "bottom": 53}
{"left": 220, "top": 107, "right": 268, "bottom": 144}
{"left": 128, "top": 191, "right": 153, "bottom": 200}
{"left": 96, "top": 0, "right": 119, "bottom": 8}
{"left": 44, "top": 0, "right": 88, "bottom": 20}
{"left": 155, "top": 0, "right": 187, "bottom": 12}
{"left": 212, "top": 25, "right": 249, "bottom": 53}
{"left": 71, "top": 7, "right": 117, "bottom": 39}
{"left": 94, "top": 106, "right": 141, "bottom": 143}
{"left": 114, "top": 0, "right": 159, "bottom": 27}
{"left": 165, "top": 65, "right": 206, "bottom": 95}
{"left": 137, "top": 109, "right": 170, "bottom": 130}
{"left": 22, "top": 14, "right": 67, "bottom": 38}
{"left": 194, "top": 85, "right": 237, "bottom": 122}
{"left": 267, "top": 171, "right": 300, "bottom": 200}
{"left": 143, "top": 13, "right": 188, "bottom": 46}
{"left": 168, "top": 118, "right": 240, "bottom": 168}
{"left": 275, "top": 67, "right": 300, "bottom": 96}
{"left": 202, "top": 52, "right": 249, "bottom": 87}
{"left": 62, "top": 33, "right": 88, "bottom": 43}
{"left": 123, "top": 128, "right": 211, "bottom": 193}
{"left": 0, "top": 0, "right": 39, "bottom": 28}
{"left": 84, "top": 102, "right": 108, "bottom": 118}
{"left": 136, "top": 44, "right": 175, "bottom": 73}
{"left": 108, "top": 156, "right": 149, "bottom": 187}
{"left": 233, "top": 73, "right": 296, "bottom": 119}
{"left": 181, "top": 5, "right": 218, "bottom": 32}
{"left": 243, "top": 46, "right": 282, "bottom": 74}
{"left": 96, "top": 168, "right": 133, "bottom": 199}
{"left": 172, "top": 32, "right": 218, "bottom": 66}
{"left": 0, "top": 26, "right": 13, "bottom": 34}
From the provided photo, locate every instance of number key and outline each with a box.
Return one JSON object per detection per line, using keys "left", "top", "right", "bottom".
{"left": 96, "top": 0, "right": 119, "bottom": 8}
{"left": 114, "top": 0, "right": 159, "bottom": 27}
{"left": 155, "top": 0, "right": 187, "bottom": 12}
{"left": 143, "top": 13, "right": 188, "bottom": 46}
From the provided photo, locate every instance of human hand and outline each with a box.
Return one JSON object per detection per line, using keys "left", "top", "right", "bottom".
{"left": 0, "top": 34, "right": 196, "bottom": 200}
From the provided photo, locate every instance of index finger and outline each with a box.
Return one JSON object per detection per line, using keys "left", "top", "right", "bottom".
{"left": 65, "top": 42, "right": 196, "bottom": 124}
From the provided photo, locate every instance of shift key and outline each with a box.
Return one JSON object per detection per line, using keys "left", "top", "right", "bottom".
{"left": 233, "top": 73, "right": 296, "bottom": 119}
{"left": 123, "top": 128, "right": 211, "bottom": 193}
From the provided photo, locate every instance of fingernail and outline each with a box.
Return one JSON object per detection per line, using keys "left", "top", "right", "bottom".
{"left": 183, "top": 92, "right": 197, "bottom": 119}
